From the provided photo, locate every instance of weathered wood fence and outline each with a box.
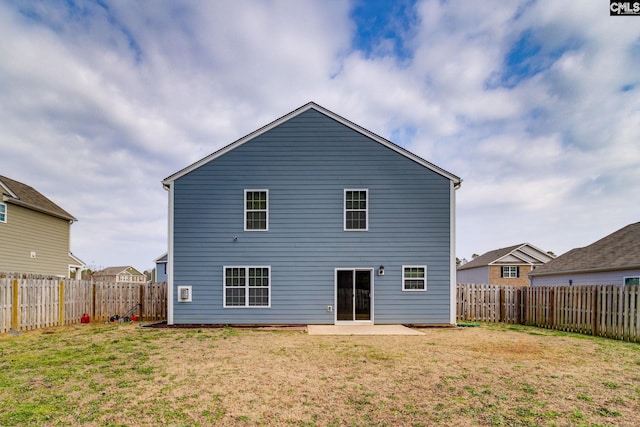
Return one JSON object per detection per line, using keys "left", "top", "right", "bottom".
{"left": 457, "top": 283, "right": 640, "bottom": 342}
{"left": 0, "top": 274, "right": 167, "bottom": 334}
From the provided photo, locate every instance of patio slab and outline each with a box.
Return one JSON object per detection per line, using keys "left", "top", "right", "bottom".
{"left": 307, "top": 324, "right": 424, "bottom": 336}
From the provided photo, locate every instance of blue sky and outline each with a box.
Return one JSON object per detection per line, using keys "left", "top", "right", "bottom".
{"left": 1, "top": 0, "right": 639, "bottom": 271}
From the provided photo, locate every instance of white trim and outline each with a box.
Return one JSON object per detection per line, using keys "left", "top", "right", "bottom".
{"left": 449, "top": 180, "right": 457, "bottom": 325}
{"left": 333, "top": 268, "right": 374, "bottom": 324}
{"left": 167, "top": 182, "right": 174, "bottom": 325}
{"left": 0, "top": 202, "right": 6, "bottom": 223}
{"left": 244, "top": 189, "right": 269, "bottom": 231}
{"left": 402, "top": 265, "right": 427, "bottom": 291}
{"left": 223, "top": 266, "right": 271, "bottom": 308}
{"left": 344, "top": 189, "right": 368, "bottom": 231}
{"left": 162, "top": 102, "right": 462, "bottom": 188}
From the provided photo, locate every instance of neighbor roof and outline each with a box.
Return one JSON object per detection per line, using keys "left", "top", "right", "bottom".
{"left": 93, "top": 266, "right": 144, "bottom": 277}
{"left": 458, "top": 243, "right": 553, "bottom": 271}
{"left": 162, "top": 102, "right": 462, "bottom": 187}
{"left": 0, "top": 175, "right": 76, "bottom": 221}
{"left": 529, "top": 222, "right": 640, "bottom": 277}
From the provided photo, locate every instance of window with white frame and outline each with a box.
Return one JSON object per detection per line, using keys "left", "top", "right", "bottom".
{"left": 344, "top": 189, "right": 368, "bottom": 231}
{"left": 0, "top": 203, "right": 6, "bottom": 223}
{"left": 245, "top": 190, "right": 268, "bottom": 231}
{"left": 403, "top": 266, "right": 427, "bottom": 291}
{"left": 224, "top": 266, "right": 270, "bottom": 307}
{"left": 624, "top": 276, "right": 640, "bottom": 286}
{"left": 501, "top": 266, "right": 519, "bottom": 278}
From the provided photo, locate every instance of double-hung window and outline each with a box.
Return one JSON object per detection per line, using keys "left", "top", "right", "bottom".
{"left": 245, "top": 190, "right": 268, "bottom": 231}
{"left": 344, "top": 189, "right": 368, "bottom": 231}
{"left": 501, "top": 266, "right": 519, "bottom": 278}
{"left": 0, "top": 203, "right": 5, "bottom": 223}
{"left": 403, "top": 266, "right": 427, "bottom": 291}
{"left": 224, "top": 266, "right": 271, "bottom": 307}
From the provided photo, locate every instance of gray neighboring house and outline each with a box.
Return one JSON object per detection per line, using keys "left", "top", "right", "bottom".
{"left": 162, "top": 102, "right": 462, "bottom": 325}
{"left": 457, "top": 243, "right": 554, "bottom": 287}
{"left": 154, "top": 253, "right": 167, "bottom": 283}
{"left": 529, "top": 222, "right": 640, "bottom": 286}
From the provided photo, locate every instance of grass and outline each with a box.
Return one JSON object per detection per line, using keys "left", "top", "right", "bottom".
{"left": 0, "top": 323, "right": 638, "bottom": 426}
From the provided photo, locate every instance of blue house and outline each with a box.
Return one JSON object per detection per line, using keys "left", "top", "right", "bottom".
{"left": 162, "top": 103, "right": 462, "bottom": 325}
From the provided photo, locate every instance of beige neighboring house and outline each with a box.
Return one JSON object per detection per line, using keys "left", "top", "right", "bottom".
{"left": 93, "top": 266, "right": 147, "bottom": 284}
{"left": 457, "top": 243, "right": 555, "bottom": 287}
{"left": 0, "top": 174, "right": 85, "bottom": 278}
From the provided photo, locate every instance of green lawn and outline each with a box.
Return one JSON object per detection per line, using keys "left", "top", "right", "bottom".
{"left": 0, "top": 322, "right": 638, "bottom": 426}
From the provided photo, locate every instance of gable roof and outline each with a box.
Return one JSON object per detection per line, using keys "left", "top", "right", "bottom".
{"left": 529, "top": 222, "right": 640, "bottom": 277}
{"left": 0, "top": 175, "right": 76, "bottom": 222}
{"left": 458, "top": 243, "right": 554, "bottom": 271}
{"left": 162, "top": 102, "right": 462, "bottom": 187}
{"left": 93, "top": 266, "right": 144, "bottom": 277}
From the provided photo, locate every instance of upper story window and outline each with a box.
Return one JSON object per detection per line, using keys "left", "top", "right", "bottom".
{"left": 245, "top": 190, "right": 268, "bottom": 231}
{"left": 501, "top": 266, "right": 520, "bottom": 278}
{"left": 403, "top": 266, "right": 427, "bottom": 291}
{"left": 0, "top": 203, "right": 6, "bottom": 223}
{"left": 344, "top": 189, "right": 368, "bottom": 231}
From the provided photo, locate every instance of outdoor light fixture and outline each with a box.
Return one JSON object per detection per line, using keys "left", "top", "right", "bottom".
{"left": 378, "top": 265, "right": 385, "bottom": 276}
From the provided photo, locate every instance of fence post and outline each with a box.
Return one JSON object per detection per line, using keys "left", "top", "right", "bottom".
{"left": 11, "top": 279, "right": 19, "bottom": 331}
{"left": 59, "top": 280, "right": 65, "bottom": 326}
{"left": 499, "top": 287, "right": 506, "bottom": 322}
{"left": 592, "top": 286, "right": 598, "bottom": 336}
{"left": 139, "top": 284, "right": 145, "bottom": 320}
{"left": 92, "top": 282, "right": 97, "bottom": 322}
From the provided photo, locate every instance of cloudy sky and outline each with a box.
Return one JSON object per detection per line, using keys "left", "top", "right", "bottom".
{"left": 1, "top": 0, "right": 638, "bottom": 272}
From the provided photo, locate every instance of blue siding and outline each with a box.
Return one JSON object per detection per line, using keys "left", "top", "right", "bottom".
{"left": 172, "top": 108, "right": 453, "bottom": 324}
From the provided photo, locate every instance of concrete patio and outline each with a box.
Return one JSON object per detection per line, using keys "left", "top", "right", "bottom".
{"left": 307, "top": 324, "right": 424, "bottom": 335}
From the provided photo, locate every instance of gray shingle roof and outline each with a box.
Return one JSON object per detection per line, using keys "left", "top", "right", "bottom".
{"left": 529, "top": 222, "right": 640, "bottom": 276}
{"left": 93, "top": 266, "right": 144, "bottom": 277}
{"left": 457, "top": 244, "right": 525, "bottom": 270}
{"left": 0, "top": 175, "right": 76, "bottom": 221}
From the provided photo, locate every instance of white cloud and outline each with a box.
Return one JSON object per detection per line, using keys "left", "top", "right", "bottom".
{"left": 0, "top": 0, "right": 638, "bottom": 270}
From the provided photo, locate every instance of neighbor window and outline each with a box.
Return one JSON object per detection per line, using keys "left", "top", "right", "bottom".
{"left": 344, "top": 189, "right": 368, "bottom": 231}
{"left": 0, "top": 203, "right": 5, "bottom": 223}
{"left": 403, "top": 266, "right": 427, "bottom": 291}
{"left": 224, "top": 266, "right": 270, "bottom": 307}
{"left": 245, "top": 190, "right": 268, "bottom": 231}
{"left": 501, "top": 266, "right": 520, "bottom": 278}
{"left": 624, "top": 277, "right": 640, "bottom": 286}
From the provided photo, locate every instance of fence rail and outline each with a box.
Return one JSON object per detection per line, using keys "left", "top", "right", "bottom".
{"left": 0, "top": 274, "right": 167, "bottom": 334}
{"left": 457, "top": 283, "right": 640, "bottom": 342}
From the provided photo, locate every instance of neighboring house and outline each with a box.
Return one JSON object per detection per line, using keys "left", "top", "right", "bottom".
{"left": 93, "top": 266, "right": 147, "bottom": 284}
{"left": 457, "top": 243, "right": 554, "bottom": 287}
{"left": 154, "top": 253, "right": 168, "bottom": 283}
{"left": 529, "top": 222, "right": 640, "bottom": 286}
{"left": 162, "top": 102, "right": 462, "bottom": 325}
{"left": 0, "top": 174, "right": 85, "bottom": 278}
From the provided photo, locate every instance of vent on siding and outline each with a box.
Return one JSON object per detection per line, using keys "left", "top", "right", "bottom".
{"left": 177, "top": 286, "right": 192, "bottom": 303}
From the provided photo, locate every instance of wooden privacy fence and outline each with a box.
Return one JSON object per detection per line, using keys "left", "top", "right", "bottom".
{"left": 457, "top": 283, "right": 640, "bottom": 342}
{"left": 0, "top": 275, "right": 167, "bottom": 334}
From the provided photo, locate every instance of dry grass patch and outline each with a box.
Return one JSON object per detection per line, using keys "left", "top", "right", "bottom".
{"left": 1, "top": 322, "right": 639, "bottom": 426}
